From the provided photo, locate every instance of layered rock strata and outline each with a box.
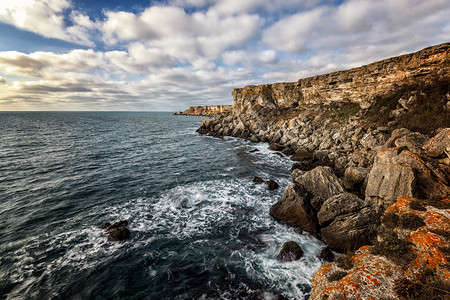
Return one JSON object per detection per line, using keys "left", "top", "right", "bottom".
{"left": 173, "top": 105, "right": 232, "bottom": 116}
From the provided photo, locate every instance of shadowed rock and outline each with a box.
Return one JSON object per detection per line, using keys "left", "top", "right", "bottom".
{"left": 277, "top": 241, "right": 304, "bottom": 261}
{"left": 101, "top": 220, "right": 130, "bottom": 241}
{"left": 265, "top": 180, "right": 280, "bottom": 190}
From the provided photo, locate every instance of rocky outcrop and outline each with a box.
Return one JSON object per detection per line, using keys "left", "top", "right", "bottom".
{"left": 310, "top": 196, "right": 450, "bottom": 300}
{"left": 174, "top": 105, "right": 232, "bottom": 116}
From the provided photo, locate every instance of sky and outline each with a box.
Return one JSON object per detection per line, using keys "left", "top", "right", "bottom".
{"left": 0, "top": 0, "right": 449, "bottom": 111}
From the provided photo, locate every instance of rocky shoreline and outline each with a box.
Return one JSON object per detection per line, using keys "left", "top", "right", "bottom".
{"left": 173, "top": 105, "right": 232, "bottom": 116}
{"left": 192, "top": 43, "right": 450, "bottom": 299}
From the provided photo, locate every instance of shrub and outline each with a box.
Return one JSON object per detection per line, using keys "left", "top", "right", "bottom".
{"left": 399, "top": 213, "right": 425, "bottom": 230}
{"left": 382, "top": 212, "right": 399, "bottom": 228}
{"left": 371, "top": 226, "right": 410, "bottom": 259}
{"left": 409, "top": 199, "right": 426, "bottom": 211}
{"left": 394, "top": 277, "right": 423, "bottom": 298}
{"left": 335, "top": 252, "right": 354, "bottom": 270}
{"left": 327, "top": 270, "right": 348, "bottom": 282}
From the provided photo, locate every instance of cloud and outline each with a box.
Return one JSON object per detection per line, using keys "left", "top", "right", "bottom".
{"left": 0, "top": 0, "right": 95, "bottom": 46}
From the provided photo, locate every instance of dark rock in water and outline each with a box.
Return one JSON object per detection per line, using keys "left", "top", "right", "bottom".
{"left": 270, "top": 184, "right": 318, "bottom": 234}
{"left": 319, "top": 247, "right": 335, "bottom": 262}
{"left": 102, "top": 220, "right": 130, "bottom": 241}
{"left": 249, "top": 149, "right": 259, "bottom": 153}
{"left": 253, "top": 176, "right": 265, "bottom": 184}
{"left": 269, "top": 143, "right": 284, "bottom": 151}
{"left": 277, "top": 241, "right": 304, "bottom": 261}
{"left": 282, "top": 146, "right": 296, "bottom": 156}
{"left": 265, "top": 180, "right": 279, "bottom": 190}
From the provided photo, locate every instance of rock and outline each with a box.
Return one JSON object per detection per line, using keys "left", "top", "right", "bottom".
{"left": 298, "top": 166, "right": 344, "bottom": 199}
{"left": 276, "top": 241, "right": 304, "bottom": 261}
{"left": 253, "top": 176, "right": 265, "bottom": 184}
{"left": 265, "top": 180, "right": 280, "bottom": 190}
{"left": 365, "top": 147, "right": 450, "bottom": 208}
{"left": 343, "top": 166, "right": 369, "bottom": 190}
{"left": 291, "top": 149, "right": 312, "bottom": 161}
{"left": 394, "top": 132, "right": 429, "bottom": 155}
{"left": 310, "top": 195, "right": 450, "bottom": 300}
{"left": 384, "top": 128, "right": 411, "bottom": 148}
{"left": 318, "top": 193, "right": 382, "bottom": 251}
{"left": 423, "top": 128, "right": 450, "bottom": 158}
{"left": 103, "top": 220, "right": 130, "bottom": 241}
{"left": 319, "top": 247, "right": 335, "bottom": 262}
{"left": 365, "top": 148, "right": 416, "bottom": 208}
{"left": 270, "top": 184, "right": 318, "bottom": 234}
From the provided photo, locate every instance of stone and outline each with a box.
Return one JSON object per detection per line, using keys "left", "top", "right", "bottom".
{"left": 319, "top": 247, "right": 335, "bottom": 262}
{"left": 318, "top": 194, "right": 382, "bottom": 251}
{"left": 384, "top": 128, "right": 411, "bottom": 148}
{"left": 298, "top": 166, "right": 344, "bottom": 200}
{"left": 394, "top": 132, "right": 429, "bottom": 155}
{"left": 423, "top": 128, "right": 450, "bottom": 158}
{"left": 343, "top": 167, "right": 369, "bottom": 190}
{"left": 265, "top": 180, "right": 280, "bottom": 190}
{"left": 270, "top": 184, "right": 318, "bottom": 234}
{"left": 365, "top": 148, "right": 416, "bottom": 208}
{"left": 276, "top": 241, "right": 304, "bottom": 261}
{"left": 291, "top": 149, "right": 312, "bottom": 161}
{"left": 103, "top": 220, "right": 130, "bottom": 241}
{"left": 253, "top": 176, "right": 265, "bottom": 184}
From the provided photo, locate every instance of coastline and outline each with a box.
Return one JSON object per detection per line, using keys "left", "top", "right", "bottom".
{"left": 183, "top": 43, "right": 450, "bottom": 299}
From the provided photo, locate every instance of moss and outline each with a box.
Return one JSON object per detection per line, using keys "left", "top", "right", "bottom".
{"left": 327, "top": 270, "right": 348, "bottom": 282}
{"left": 399, "top": 213, "right": 426, "bottom": 230}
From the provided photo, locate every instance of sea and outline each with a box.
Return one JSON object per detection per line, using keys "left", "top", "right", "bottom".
{"left": 0, "top": 112, "right": 325, "bottom": 300}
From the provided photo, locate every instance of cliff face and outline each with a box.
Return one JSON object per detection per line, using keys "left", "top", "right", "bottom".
{"left": 231, "top": 43, "right": 449, "bottom": 116}
{"left": 174, "top": 105, "right": 232, "bottom": 116}
{"left": 196, "top": 43, "right": 450, "bottom": 299}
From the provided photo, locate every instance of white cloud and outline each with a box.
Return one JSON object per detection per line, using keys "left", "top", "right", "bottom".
{"left": 0, "top": 0, "right": 95, "bottom": 46}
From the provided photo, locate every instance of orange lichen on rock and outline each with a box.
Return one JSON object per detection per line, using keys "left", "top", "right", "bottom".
{"left": 385, "top": 195, "right": 415, "bottom": 214}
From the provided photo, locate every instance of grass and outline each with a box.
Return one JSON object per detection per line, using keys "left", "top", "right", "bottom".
{"left": 335, "top": 252, "right": 354, "bottom": 270}
{"left": 399, "top": 213, "right": 426, "bottom": 230}
{"left": 394, "top": 268, "right": 450, "bottom": 299}
{"left": 382, "top": 212, "right": 400, "bottom": 228}
{"left": 364, "top": 77, "right": 450, "bottom": 135}
{"left": 327, "top": 270, "right": 348, "bottom": 282}
{"left": 371, "top": 226, "right": 414, "bottom": 265}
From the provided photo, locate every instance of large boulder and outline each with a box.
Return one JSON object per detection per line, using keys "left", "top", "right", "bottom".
{"left": 365, "top": 147, "right": 450, "bottom": 208}
{"left": 276, "top": 241, "right": 304, "bottom": 261}
{"left": 343, "top": 167, "right": 369, "bottom": 191}
{"left": 269, "top": 184, "right": 318, "bottom": 234}
{"left": 297, "top": 166, "right": 344, "bottom": 199}
{"left": 394, "top": 132, "right": 429, "bottom": 156}
{"left": 318, "top": 193, "right": 382, "bottom": 251}
{"left": 423, "top": 128, "right": 450, "bottom": 158}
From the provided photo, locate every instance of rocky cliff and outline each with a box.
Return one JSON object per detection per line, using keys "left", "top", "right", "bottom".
{"left": 196, "top": 43, "right": 450, "bottom": 299}
{"left": 173, "top": 105, "right": 232, "bottom": 116}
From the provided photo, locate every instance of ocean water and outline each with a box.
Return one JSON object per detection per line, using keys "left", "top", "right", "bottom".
{"left": 0, "top": 112, "right": 325, "bottom": 300}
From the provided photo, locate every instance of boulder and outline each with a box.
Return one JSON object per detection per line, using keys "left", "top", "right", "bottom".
{"left": 276, "top": 241, "right": 304, "bottom": 261}
{"left": 423, "top": 128, "right": 450, "bottom": 158}
{"left": 384, "top": 128, "right": 411, "bottom": 148}
{"left": 298, "top": 166, "right": 344, "bottom": 199}
{"left": 394, "top": 132, "right": 429, "bottom": 155}
{"left": 318, "top": 194, "right": 382, "bottom": 251}
{"left": 291, "top": 149, "right": 313, "bottom": 161}
{"left": 253, "top": 176, "right": 265, "bottom": 184}
{"left": 265, "top": 180, "right": 280, "bottom": 190}
{"left": 319, "top": 247, "right": 335, "bottom": 262}
{"left": 102, "top": 220, "right": 130, "bottom": 241}
{"left": 343, "top": 167, "right": 369, "bottom": 190}
{"left": 270, "top": 184, "right": 318, "bottom": 234}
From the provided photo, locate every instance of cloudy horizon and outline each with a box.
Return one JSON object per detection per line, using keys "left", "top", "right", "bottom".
{"left": 0, "top": 0, "right": 449, "bottom": 111}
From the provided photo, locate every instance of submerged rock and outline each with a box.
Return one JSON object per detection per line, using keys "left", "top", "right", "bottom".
{"left": 102, "top": 220, "right": 130, "bottom": 241}
{"left": 277, "top": 241, "right": 304, "bottom": 261}
{"left": 252, "top": 176, "right": 265, "bottom": 184}
{"left": 265, "top": 180, "right": 280, "bottom": 190}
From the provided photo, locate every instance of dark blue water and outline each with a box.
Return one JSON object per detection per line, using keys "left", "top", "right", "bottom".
{"left": 0, "top": 112, "right": 324, "bottom": 300}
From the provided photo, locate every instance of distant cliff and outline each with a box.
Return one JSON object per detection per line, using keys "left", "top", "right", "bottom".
{"left": 173, "top": 105, "right": 232, "bottom": 117}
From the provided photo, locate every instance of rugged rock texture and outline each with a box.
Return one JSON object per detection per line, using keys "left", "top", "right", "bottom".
{"left": 424, "top": 128, "right": 450, "bottom": 158}
{"left": 174, "top": 105, "right": 232, "bottom": 116}
{"left": 310, "top": 196, "right": 450, "bottom": 300}
{"left": 277, "top": 241, "right": 304, "bottom": 261}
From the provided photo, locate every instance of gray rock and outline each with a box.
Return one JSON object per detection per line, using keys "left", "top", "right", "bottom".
{"left": 343, "top": 167, "right": 369, "bottom": 190}
{"left": 394, "top": 132, "right": 429, "bottom": 155}
{"left": 269, "top": 184, "right": 318, "bottom": 234}
{"left": 423, "top": 128, "right": 450, "bottom": 158}
{"left": 298, "top": 166, "right": 344, "bottom": 199}
{"left": 384, "top": 128, "right": 411, "bottom": 148}
{"left": 317, "top": 193, "right": 367, "bottom": 227}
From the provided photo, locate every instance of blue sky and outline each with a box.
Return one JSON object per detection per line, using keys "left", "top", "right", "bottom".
{"left": 0, "top": 0, "right": 449, "bottom": 111}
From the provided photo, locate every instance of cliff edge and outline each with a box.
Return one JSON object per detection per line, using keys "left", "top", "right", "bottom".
{"left": 196, "top": 43, "right": 450, "bottom": 299}
{"left": 173, "top": 105, "right": 232, "bottom": 117}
